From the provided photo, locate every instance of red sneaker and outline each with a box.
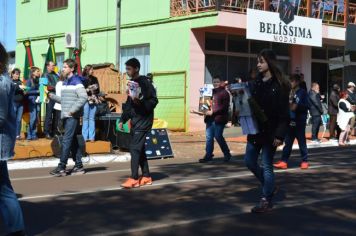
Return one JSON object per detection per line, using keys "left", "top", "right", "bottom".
{"left": 121, "top": 178, "right": 140, "bottom": 189}
{"left": 139, "top": 176, "right": 153, "bottom": 186}
{"left": 273, "top": 161, "right": 288, "bottom": 169}
{"left": 300, "top": 162, "right": 309, "bottom": 169}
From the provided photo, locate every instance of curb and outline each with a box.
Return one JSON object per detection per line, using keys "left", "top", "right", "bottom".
{"left": 8, "top": 153, "right": 131, "bottom": 171}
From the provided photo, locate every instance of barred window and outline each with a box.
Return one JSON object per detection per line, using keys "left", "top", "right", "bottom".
{"left": 48, "top": 0, "right": 68, "bottom": 11}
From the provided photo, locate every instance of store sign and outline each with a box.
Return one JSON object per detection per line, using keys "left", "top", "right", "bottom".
{"left": 247, "top": 8, "right": 322, "bottom": 47}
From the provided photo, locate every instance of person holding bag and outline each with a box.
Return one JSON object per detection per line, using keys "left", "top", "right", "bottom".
{"left": 244, "top": 49, "right": 290, "bottom": 213}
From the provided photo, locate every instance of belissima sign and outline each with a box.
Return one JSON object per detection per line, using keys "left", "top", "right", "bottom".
{"left": 246, "top": 8, "right": 322, "bottom": 47}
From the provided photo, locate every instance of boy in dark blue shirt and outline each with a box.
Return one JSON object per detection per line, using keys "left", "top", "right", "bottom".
{"left": 274, "top": 74, "right": 309, "bottom": 169}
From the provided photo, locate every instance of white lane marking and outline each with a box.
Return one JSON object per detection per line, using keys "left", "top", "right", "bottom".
{"left": 94, "top": 192, "right": 356, "bottom": 236}
{"left": 11, "top": 149, "right": 353, "bottom": 182}
{"left": 18, "top": 164, "right": 336, "bottom": 201}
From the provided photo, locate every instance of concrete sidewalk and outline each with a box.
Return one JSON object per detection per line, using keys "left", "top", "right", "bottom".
{"left": 8, "top": 126, "right": 355, "bottom": 171}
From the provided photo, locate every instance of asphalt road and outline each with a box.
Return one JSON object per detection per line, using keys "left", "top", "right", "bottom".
{"left": 2, "top": 146, "right": 356, "bottom": 236}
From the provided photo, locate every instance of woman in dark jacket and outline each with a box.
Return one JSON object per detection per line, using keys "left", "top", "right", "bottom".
{"left": 25, "top": 67, "right": 41, "bottom": 140}
{"left": 11, "top": 68, "right": 25, "bottom": 140}
{"left": 81, "top": 65, "right": 100, "bottom": 142}
{"left": 245, "top": 49, "right": 290, "bottom": 213}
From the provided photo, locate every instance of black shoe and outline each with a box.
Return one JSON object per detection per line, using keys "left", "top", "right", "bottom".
{"left": 50, "top": 165, "right": 67, "bottom": 177}
{"left": 251, "top": 198, "right": 273, "bottom": 213}
{"left": 224, "top": 155, "right": 232, "bottom": 162}
{"left": 69, "top": 166, "right": 85, "bottom": 175}
{"left": 6, "top": 230, "right": 26, "bottom": 236}
{"left": 45, "top": 134, "right": 53, "bottom": 140}
{"left": 199, "top": 157, "right": 213, "bottom": 163}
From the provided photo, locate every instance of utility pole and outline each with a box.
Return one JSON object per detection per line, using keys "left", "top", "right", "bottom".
{"left": 75, "top": 0, "right": 81, "bottom": 49}
{"left": 116, "top": 0, "right": 121, "bottom": 71}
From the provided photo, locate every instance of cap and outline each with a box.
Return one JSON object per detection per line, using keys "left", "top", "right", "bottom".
{"left": 348, "top": 82, "right": 356, "bottom": 87}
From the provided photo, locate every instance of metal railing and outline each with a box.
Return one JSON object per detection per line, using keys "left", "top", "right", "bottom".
{"left": 171, "top": 0, "right": 356, "bottom": 26}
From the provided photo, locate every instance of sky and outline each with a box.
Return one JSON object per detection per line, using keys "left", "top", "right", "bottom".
{"left": 0, "top": 0, "right": 16, "bottom": 52}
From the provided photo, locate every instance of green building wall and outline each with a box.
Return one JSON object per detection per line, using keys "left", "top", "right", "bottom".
{"left": 16, "top": 0, "right": 217, "bottom": 131}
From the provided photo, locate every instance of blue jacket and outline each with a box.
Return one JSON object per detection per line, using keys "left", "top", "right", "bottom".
{"left": 26, "top": 78, "right": 40, "bottom": 104}
{"left": 291, "top": 88, "right": 309, "bottom": 123}
{"left": 0, "top": 74, "right": 16, "bottom": 160}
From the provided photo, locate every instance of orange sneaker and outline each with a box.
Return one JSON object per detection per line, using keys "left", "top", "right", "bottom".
{"left": 273, "top": 161, "right": 288, "bottom": 169}
{"left": 121, "top": 178, "right": 140, "bottom": 189}
{"left": 300, "top": 162, "right": 309, "bottom": 169}
{"left": 139, "top": 176, "right": 153, "bottom": 186}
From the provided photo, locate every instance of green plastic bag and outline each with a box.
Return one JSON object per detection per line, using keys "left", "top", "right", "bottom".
{"left": 116, "top": 119, "right": 131, "bottom": 133}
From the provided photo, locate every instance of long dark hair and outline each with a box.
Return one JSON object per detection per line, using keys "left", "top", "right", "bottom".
{"left": 29, "top": 66, "right": 40, "bottom": 79}
{"left": 257, "top": 49, "right": 290, "bottom": 91}
{"left": 29, "top": 66, "right": 40, "bottom": 87}
{"left": 11, "top": 68, "right": 21, "bottom": 79}
{"left": 0, "top": 43, "right": 8, "bottom": 75}
{"left": 82, "top": 64, "right": 93, "bottom": 78}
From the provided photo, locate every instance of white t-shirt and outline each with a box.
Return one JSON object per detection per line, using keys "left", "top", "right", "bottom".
{"left": 54, "top": 81, "right": 62, "bottom": 110}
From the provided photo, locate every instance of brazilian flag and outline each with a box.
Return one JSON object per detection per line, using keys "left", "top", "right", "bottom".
{"left": 71, "top": 48, "right": 82, "bottom": 75}
{"left": 22, "top": 40, "right": 35, "bottom": 134}
{"left": 23, "top": 40, "right": 34, "bottom": 80}
{"left": 43, "top": 37, "right": 58, "bottom": 73}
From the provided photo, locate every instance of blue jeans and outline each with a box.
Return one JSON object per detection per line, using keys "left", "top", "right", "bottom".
{"left": 311, "top": 116, "right": 322, "bottom": 140}
{"left": 0, "top": 161, "right": 25, "bottom": 234}
{"left": 13, "top": 103, "right": 23, "bottom": 137}
{"left": 205, "top": 121, "right": 231, "bottom": 159}
{"left": 27, "top": 102, "right": 39, "bottom": 139}
{"left": 245, "top": 142, "right": 276, "bottom": 201}
{"left": 281, "top": 122, "right": 308, "bottom": 163}
{"left": 82, "top": 102, "right": 97, "bottom": 141}
{"left": 60, "top": 118, "right": 83, "bottom": 168}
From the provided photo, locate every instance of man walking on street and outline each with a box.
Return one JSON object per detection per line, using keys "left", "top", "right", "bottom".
{"left": 308, "top": 83, "right": 323, "bottom": 143}
{"left": 49, "top": 59, "right": 88, "bottom": 176}
{"left": 0, "top": 42, "right": 26, "bottom": 236}
{"left": 274, "top": 74, "right": 309, "bottom": 169}
{"left": 43, "top": 61, "right": 59, "bottom": 139}
{"left": 329, "top": 84, "right": 341, "bottom": 141}
{"left": 199, "top": 76, "right": 232, "bottom": 163}
{"left": 119, "top": 58, "right": 158, "bottom": 189}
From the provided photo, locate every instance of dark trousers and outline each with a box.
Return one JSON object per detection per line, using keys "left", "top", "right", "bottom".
{"left": 59, "top": 117, "right": 83, "bottom": 168}
{"left": 53, "top": 110, "right": 62, "bottom": 135}
{"left": 311, "top": 115, "right": 322, "bottom": 140}
{"left": 13, "top": 103, "right": 24, "bottom": 137}
{"left": 44, "top": 100, "right": 56, "bottom": 136}
{"left": 329, "top": 115, "right": 341, "bottom": 139}
{"left": 130, "top": 130, "right": 150, "bottom": 180}
{"left": 281, "top": 122, "right": 308, "bottom": 163}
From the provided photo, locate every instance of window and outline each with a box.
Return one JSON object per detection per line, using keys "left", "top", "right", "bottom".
{"left": 205, "top": 55, "right": 228, "bottom": 83}
{"left": 250, "top": 40, "right": 271, "bottom": 54}
{"left": 48, "top": 0, "right": 68, "bottom": 11}
{"left": 205, "top": 33, "right": 226, "bottom": 51}
{"left": 42, "top": 52, "right": 65, "bottom": 72}
{"left": 228, "top": 35, "right": 248, "bottom": 53}
{"left": 120, "top": 45, "right": 150, "bottom": 76}
{"left": 272, "top": 43, "right": 290, "bottom": 57}
{"left": 312, "top": 47, "right": 327, "bottom": 59}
